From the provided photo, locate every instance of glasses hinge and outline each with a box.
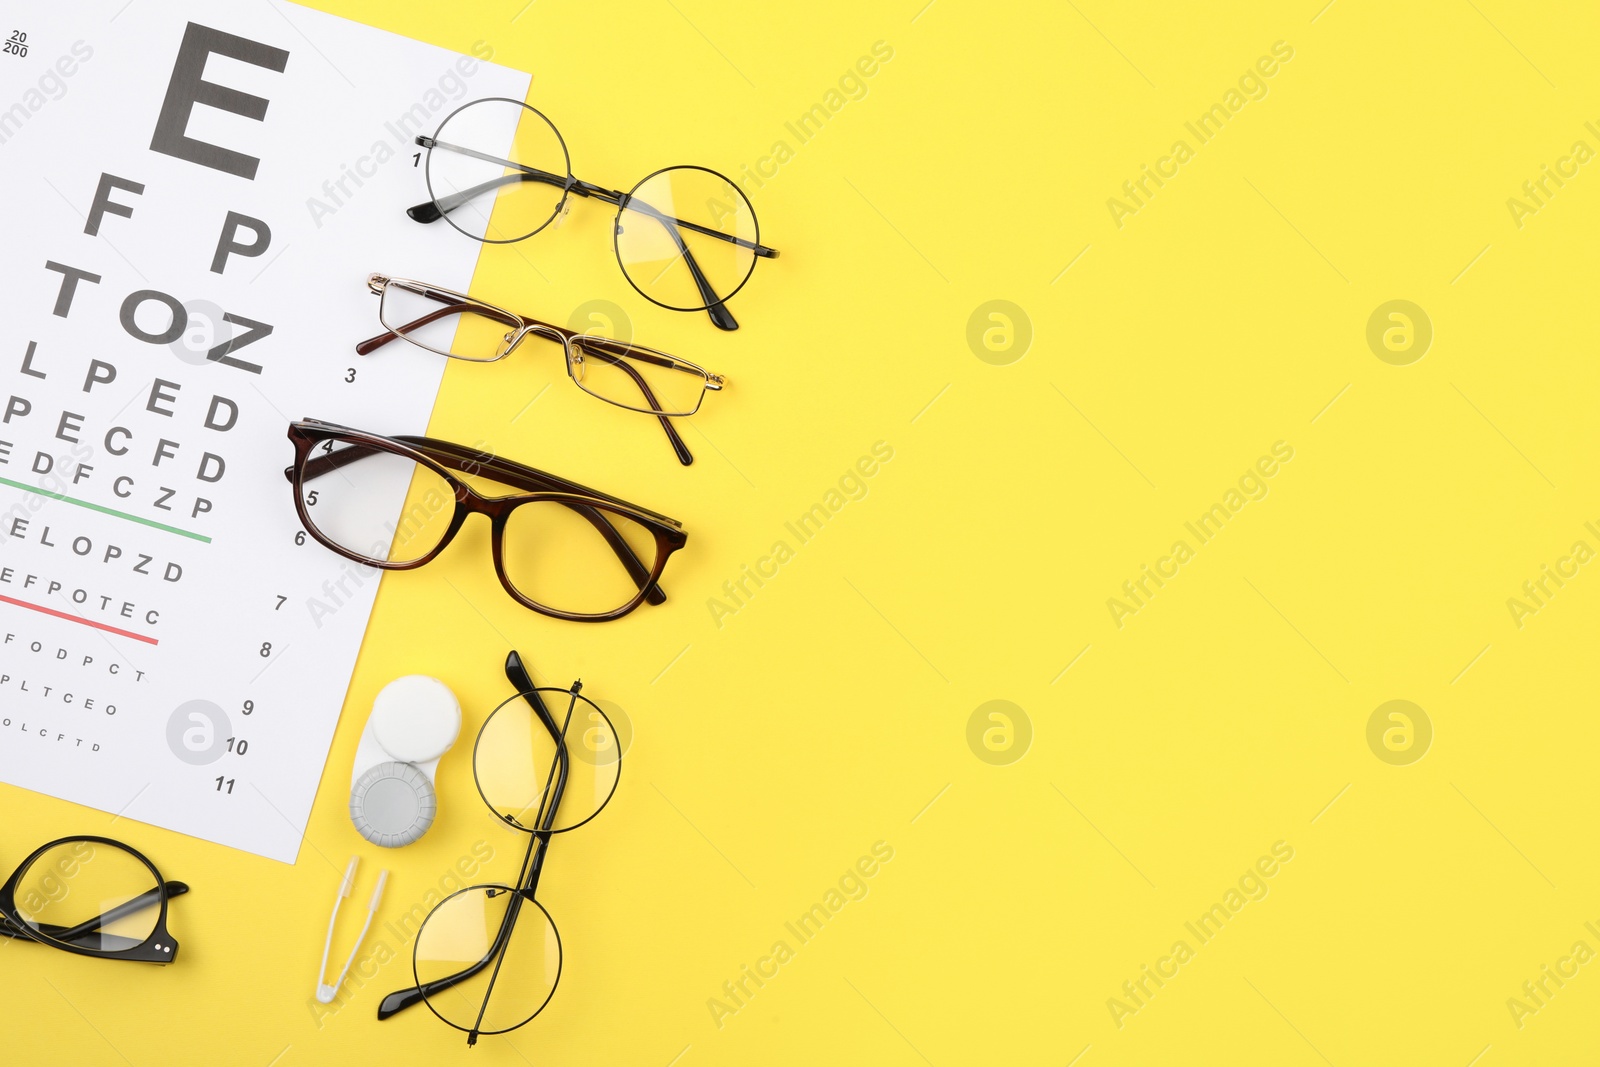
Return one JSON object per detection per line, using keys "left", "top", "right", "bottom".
{"left": 706, "top": 374, "right": 726, "bottom": 390}
{"left": 366, "top": 273, "right": 389, "bottom": 294}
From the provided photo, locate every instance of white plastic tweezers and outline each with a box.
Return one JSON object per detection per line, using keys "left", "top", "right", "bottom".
{"left": 316, "top": 855, "right": 388, "bottom": 1004}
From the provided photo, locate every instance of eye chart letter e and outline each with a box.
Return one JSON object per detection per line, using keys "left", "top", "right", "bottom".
{"left": 149, "top": 23, "right": 289, "bottom": 180}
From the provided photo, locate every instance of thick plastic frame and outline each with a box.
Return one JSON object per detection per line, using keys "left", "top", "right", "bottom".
{"left": 285, "top": 419, "right": 686, "bottom": 622}
{"left": 0, "top": 835, "right": 187, "bottom": 964}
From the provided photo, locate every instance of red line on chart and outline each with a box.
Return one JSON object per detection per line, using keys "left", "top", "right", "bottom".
{"left": 0, "top": 593, "right": 159, "bottom": 645}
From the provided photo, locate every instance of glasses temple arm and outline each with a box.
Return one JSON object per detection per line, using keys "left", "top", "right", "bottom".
{"left": 689, "top": 256, "right": 739, "bottom": 332}
{"left": 407, "top": 169, "right": 571, "bottom": 224}
{"left": 531, "top": 686, "right": 576, "bottom": 834}
{"left": 375, "top": 831, "right": 552, "bottom": 1031}
{"left": 409, "top": 435, "right": 679, "bottom": 525}
{"left": 375, "top": 877, "right": 525, "bottom": 1023}
{"left": 629, "top": 206, "right": 740, "bottom": 331}
{"left": 503, "top": 654, "right": 572, "bottom": 831}
{"left": 406, "top": 137, "right": 572, "bottom": 222}
{"left": 622, "top": 192, "right": 776, "bottom": 256}
{"left": 500, "top": 656, "right": 578, "bottom": 885}
{"left": 0, "top": 881, "right": 188, "bottom": 944}
{"left": 576, "top": 344, "right": 695, "bottom": 465}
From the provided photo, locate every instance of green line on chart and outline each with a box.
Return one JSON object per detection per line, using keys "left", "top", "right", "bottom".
{"left": 0, "top": 476, "right": 212, "bottom": 542}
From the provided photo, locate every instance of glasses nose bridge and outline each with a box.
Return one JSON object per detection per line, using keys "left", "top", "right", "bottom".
{"left": 447, "top": 476, "right": 503, "bottom": 528}
{"left": 452, "top": 477, "right": 529, "bottom": 533}
{"left": 507, "top": 321, "right": 570, "bottom": 360}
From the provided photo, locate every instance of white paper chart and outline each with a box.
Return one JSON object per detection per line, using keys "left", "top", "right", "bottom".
{"left": 0, "top": 1, "right": 529, "bottom": 861}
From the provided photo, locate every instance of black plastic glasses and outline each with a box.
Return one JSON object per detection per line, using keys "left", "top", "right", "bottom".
{"left": 406, "top": 97, "right": 779, "bottom": 332}
{"left": 0, "top": 836, "right": 187, "bottom": 963}
{"left": 378, "top": 651, "right": 620, "bottom": 1045}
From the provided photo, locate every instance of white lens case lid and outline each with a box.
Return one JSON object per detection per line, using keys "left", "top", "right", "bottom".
{"left": 349, "top": 675, "right": 461, "bottom": 849}
{"left": 370, "top": 675, "right": 460, "bottom": 762}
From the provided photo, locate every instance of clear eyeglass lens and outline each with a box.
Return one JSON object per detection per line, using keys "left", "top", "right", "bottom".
{"left": 299, "top": 439, "right": 457, "bottom": 564}
{"left": 380, "top": 281, "right": 514, "bottom": 362}
{"left": 570, "top": 338, "right": 707, "bottom": 416}
{"left": 499, "top": 499, "right": 660, "bottom": 617}
{"left": 12, "top": 841, "right": 160, "bottom": 953}
{"left": 429, "top": 99, "right": 570, "bottom": 243}
{"left": 615, "top": 167, "right": 757, "bottom": 311}
{"left": 474, "top": 689, "right": 620, "bottom": 832}
{"left": 415, "top": 886, "right": 561, "bottom": 1035}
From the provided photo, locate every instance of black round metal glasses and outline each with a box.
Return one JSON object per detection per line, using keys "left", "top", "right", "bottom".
{"left": 376, "top": 651, "right": 621, "bottom": 1045}
{"left": 405, "top": 97, "right": 779, "bottom": 332}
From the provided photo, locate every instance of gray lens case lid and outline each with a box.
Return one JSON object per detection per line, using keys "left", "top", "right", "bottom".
{"left": 349, "top": 676, "right": 461, "bottom": 849}
{"left": 351, "top": 761, "right": 437, "bottom": 847}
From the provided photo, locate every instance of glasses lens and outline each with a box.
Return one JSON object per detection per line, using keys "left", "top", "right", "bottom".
{"left": 379, "top": 280, "right": 516, "bottom": 362}
{"left": 615, "top": 166, "right": 757, "bottom": 311}
{"left": 474, "top": 688, "right": 620, "bottom": 832}
{"left": 12, "top": 840, "right": 161, "bottom": 953}
{"left": 299, "top": 438, "right": 457, "bottom": 564}
{"left": 500, "top": 499, "right": 661, "bottom": 617}
{"left": 428, "top": 98, "right": 570, "bottom": 243}
{"left": 570, "top": 338, "right": 709, "bottom": 416}
{"left": 414, "top": 885, "right": 561, "bottom": 1035}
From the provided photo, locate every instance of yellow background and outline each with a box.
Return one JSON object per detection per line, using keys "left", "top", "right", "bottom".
{"left": 8, "top": 0, "right": 1600, "bottom": 1063}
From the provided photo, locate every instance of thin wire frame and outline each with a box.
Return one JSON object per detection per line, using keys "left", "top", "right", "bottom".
{"left": 406, "top": 97, "right": 779, "bottom": 332}
{"left": 361, "top": 273, "right": 726, "bottom": 419}
{"left": 612, "top": 163, "right": 764, "bottom": 315}
{"left": 285, "top": 420, "right": 687, "bottom": 623}
{"left": 369, "top": 276, "right": 522, "bottom": 363}
{"left": 0, "top": 836, "right": 187, "bottom": 963}
{"left": 380, "top": 652, "right": 619, "bottom": 1045}
{"left": 421, "top": 97, "right": 575, "bottom": 246}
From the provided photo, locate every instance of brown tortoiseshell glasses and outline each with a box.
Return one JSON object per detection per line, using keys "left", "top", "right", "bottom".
{"left": 285, "top": 419, "right": 686, "bottom": 622}
{"left": 357, "top": 274, "right": 724, "bottom": 466}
